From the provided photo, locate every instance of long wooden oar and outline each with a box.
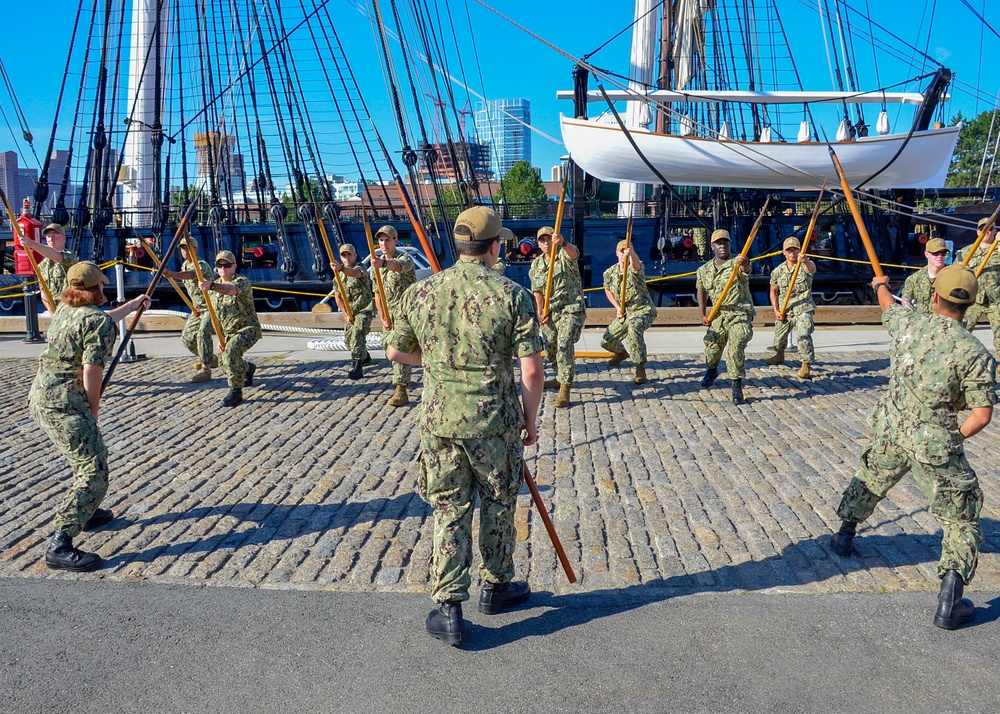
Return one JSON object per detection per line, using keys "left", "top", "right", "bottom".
{"left": 101, "top": 200, "right": 200, "bottom": 394}
{"left": 312, "top": 200, "right": 353, "bottom": 322}
{"left": 961, "top": 205, "right": 1000, "bottom": 267}
{"left": 0, "top": 186, "right": 55, "bottom": 310}
{"left": 523, "top": 462, "right": 576, "bottom": 584}
{"left": 619, "top": 215, "right": 634, "bottom": 318}
{"left": 706, "top": 197, "right": 771, "bottom": 324}
{"left": 974, "top": 234, "right": 1000, "bottom": 279}
{"left": 138, "top": 233, "right": 197, "bottom": 314}
{"left": 829, "top": 148, "right": 883, "bottom": 278}
{"left": 542, "top": 172, "right": 571, "bottom": 319}
{"left": 362, "top": 204, "right": 391, "bottom": 329}
{"left": 779, "top": 189, "right": 825, "bottom": 320}
{"left": 184, "top": 238, "right": 226, "bottom": 350}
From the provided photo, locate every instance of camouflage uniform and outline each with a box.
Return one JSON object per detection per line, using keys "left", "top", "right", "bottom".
{"left": 697, "top": 257, "right": 754, "bottom": 378}
{"left": 180, "top": 259, "right": 216, "bottom": 365}
{"left": 27, "top": 304, "right": 117, "bottom": 537}
{"left": 37, "top": 249, "right": 78, "bottom": 308}
{"left": 901, "top": 266, "right": 936, "bottom": 316}
{"left": 956, "top": 243, "right": 1000, "bottom": 352}
{"left": 390, "top": 258, "right": 543, "bottom": 603}
{"left": 372, "top": 252, "right": 417, "bottom": 387}
{"left": 601, "top": 262, "right": 657, "bottom": 364}
{"left": 215, "top": 274, "right": 262, "bottom": 388}
{"left": 493, "top": 257, "right": 507, "bottom": 275}
{"left": 529, "top": 249, "right": 585, "bottom": 386}
{"left": 339, "top": 270, "right": 375, "bottom": 361}
{"left": 837, "top": 305, "right": 997, "bottom": 584}
{"left": 770, "top": 262, "right": 815, "bottom": 363}
{"left": 692, "top": 227, "right": 708, "bottom": 261}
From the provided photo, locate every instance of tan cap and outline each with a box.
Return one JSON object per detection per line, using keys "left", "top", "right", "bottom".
{"left": 499, "top": 227, "right": 515, "bottom": 241}
{"left": 925, "top": 238, "right": 948, "bottom": 253}
{"left": 453, "top": 206, "right": 501, "bottom": 242}
{"left": 978, "top": 217, "right": 995, "bottom": 230}
{"left": 43, "top": 223, "right": 66, "bottom": 237}
{"left": 537, "top": 226, "right": 555, "bottom": 240}
{"left": 711, "top": 229, "right": 731, "bottom": 242}
{"left": 339, "top": 243, "right": 357, "bottom": 255}
{"left": 181, "top": 235, "right": 199, "bottom": 250}
{"left": 934, "top": 264, "right": 978, "bottom": 304}
{"left": 783, "top": 237, "right": 801, "bottom": 250}
{"left": 215, "top": 250, "right": 237, "bottom": 265}
{"left": 376, "top": 225, "right": 398, "bottom": 240}
{"left": 616, "top": 239, "right": 630, "bottom": 252}
{"left": 67, "top": 261, "right": 109, "bottom": 289}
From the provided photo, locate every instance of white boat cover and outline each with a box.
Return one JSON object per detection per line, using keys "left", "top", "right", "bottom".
{"left": 561, "top": 116, "right": 961, "bottom": 189}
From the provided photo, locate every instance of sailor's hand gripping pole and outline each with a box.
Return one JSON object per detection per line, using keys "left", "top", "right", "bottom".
{"left": 779, "top": 188, "right": 824, "bottom": 320}
{"left": 185, "top": 238, "right": 226, "bottom": 351}
{"left": 542, "top": 172, "right": 571, "bottom": 319}
{"left": 706, "top": 197, "right": 771, "bottom": 325}
{"left": 313, "top": 200, "right": 353, "bottom": 322}
{"left": 961, "top": 205, "right": 1000, "bottom": 269}
{"left": 140, "top": 235, "right": 197, "bottom": 314}
{"left": 362, "top": 204, "right": 391, "bottom": 329}
{"left": 618, "top": 215, "right": 634, "bottom": 318}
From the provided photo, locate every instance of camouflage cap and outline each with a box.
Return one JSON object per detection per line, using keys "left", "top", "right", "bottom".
{"left": 376, "top": 225, "right": 398, "bottom": 240}
{"left": 215, "top": 250, "right": 237, "bottom": 265}
{"left": 711, "top": 229, "right": 731, "bottom": 242}
{"left": 339, "top": 242, "right": 357, "bottom": 255}
{"left": 925, "top": 237, "right": 948, "bottom": 253}
{"left": 783, "top": 237, "right": 801, "bottom": 250}
{"left": 934, "top": 264, "right": 978, "bottom": 304}
{"left": 537, "top": 226, "right": 555, "bottom": 240}
{"left": 499, "top": 227, "right": 515, "bottom": 241}
{"left": 67, "top": 261, "right": 110, "bottom": 289}
{"left": 42, "top": 223, "right": 66, "bottom": 237}
{"left": 453, "top": 206, "right": 501, "bottom": 242}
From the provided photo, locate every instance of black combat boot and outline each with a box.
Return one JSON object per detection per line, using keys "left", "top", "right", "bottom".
{"left": 479, "top": 581, "right": 531, "bottom": 615}
{"left": 933, "top": 570, "right": 975, "bottom": 630}
{"left": 426, "top": 602, "right": 465, "bottom": 646}
{"left": 45, "top": 531, "right": 102, "bottom": 572}
{"left": 82, "top": 508, "right": 114, "bottom": 531}
{"left": 346, "top": 360, "right": 363, "bottom": 380}
{"left": 222, "top": 388, "right": 243, "bottom": 407}
{"left": 731, "top": 378, "right": 744, "bottom": 405}
{"left": 362, "top": 353, "right": 372, "bottom": 365}
{"left": 701, "top": 366, "right": 719, "bottom": 388}
{"left": 244, "top": 363, "right": 256, "bottom": 387}
{"left": 831, "top": 520, "right": 857, "bottom": 557}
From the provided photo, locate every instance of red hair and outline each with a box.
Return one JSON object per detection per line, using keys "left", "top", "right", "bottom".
{"left": 60, "top": 285, "right": 107, "bottom": 307}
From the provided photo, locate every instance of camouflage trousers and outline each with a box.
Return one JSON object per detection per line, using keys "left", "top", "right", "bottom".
{"left": 345, "top": 311, "right": 373, "bottom": 361}
{"left": 181, "top": 311, "right": 215, "bottom": 365}
{"left": 964, "top": 302, "right": 1000, "bottom": 354}
{"left": 29, "top": 404, "right": 108, "bottom": 539}
{"left": 381, "top": 329, "right": 411, "bottom": 386}
{"left": 772, "top": 310, "right": 815, "bottom": 364}
{"left": 417, "top": 431, "right": 524, "bottom": 603}
{"left": 220, "top": 325, "right": 262, "bottom": 388}
{"left": 704, "top": 312, "right": 753, "bottom": 379}
{"left": 837, "top": 438, "right": 984, "bottom": 584}
{"left": 541, "top": 308, "right": 584, "bottom": 386}
{"left": 601, "top": 311, "right": 655, "bottom": 364}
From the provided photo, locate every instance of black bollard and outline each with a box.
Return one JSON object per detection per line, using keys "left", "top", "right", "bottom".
{"left": 22, "top": 282, "right": 44, "bottom": 343}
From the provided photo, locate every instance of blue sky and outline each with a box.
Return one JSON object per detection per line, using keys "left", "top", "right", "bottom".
{"left": 1, "top": 0, "right": 997, "bottom": 181}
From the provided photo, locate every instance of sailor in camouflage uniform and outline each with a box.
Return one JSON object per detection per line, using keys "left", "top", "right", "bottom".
{"left": 198, "top": 250, "right": 261, "bottom": 407}
{"left": 602, "top": 239, "right": 657, "bottom": 384}
{"left": 20, "top": 223, "right": 78, "bottom": 315}
{"left": 370, "top": 225, "right": 417, "bottom": 407}
{"left": 697, "top": 229, "right": 754, "bottom": 404}
{"left": 388, "top": 206, "right": 544, "bottom": 646}
{"left": 332, "top": 242, "right": 374, "bottom": 379}
{"left": 163, "top": 236, "right": 217, "bottom": 382}
{"left": 529, "top": 226, "right": 585, "bottom": 408}
{"left": 766, "top": 237, "right": 817, "bottom": 379}
{"left": 832, "top": 265, "right": 996, "bottom": 630}
{"left": 28, "top": 261, "right": 150, "bottom": 572}
{"left": 901, "top": 237, "right": 948, "bottom": 315}
{"left": 956, "top": 217, "right": 1000, "bottom": 353}
{"left": 493, "top": 227, "right": 514, "bottom": 275}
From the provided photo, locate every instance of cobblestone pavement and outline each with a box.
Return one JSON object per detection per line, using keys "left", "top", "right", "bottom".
{"left": 3, "top": 351, "right": 1000, "bottom": 597}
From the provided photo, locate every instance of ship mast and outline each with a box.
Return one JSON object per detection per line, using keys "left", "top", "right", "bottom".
{"left": 617, "top": 0, "right": 659, "bottom": 218}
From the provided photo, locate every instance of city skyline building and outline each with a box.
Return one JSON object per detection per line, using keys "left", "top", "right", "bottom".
{"left": 474, "top": 98, "right": 531, "bottom": 179}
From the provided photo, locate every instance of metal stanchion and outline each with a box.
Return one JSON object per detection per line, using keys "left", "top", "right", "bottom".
{"left": 22, "top": 278, "right": 44, "bottom": 343}
{"left": 115, "top": 262, "right": 146, "bottom": 363}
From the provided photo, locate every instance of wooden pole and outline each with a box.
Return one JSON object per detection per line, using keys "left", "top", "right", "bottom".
{"left": 184, "top": 238, "right": 227, "bottom": 350}
{"left": 363, "top": 205, "right": 391, "bottom": 329}
{"left": 962, "top": 204, "right": 1000, "bottom": 268}
{"left": 779, "top": 189, "right": 825, "bottom": 320}
{"left": 312, "top": 202, "right": 353, "bottom": 322}
{"left": 522, "top": 462, "right": 577, "bottom": 584}
{"left": 139, "top": 233, "right": 197, "bottom": 314}
{"left": 829, "top": 148, "right": 883, "bottom": 277}
{"left": 619, "top": 215, "right": 634, "bottom": 317}
{"left": 706, "top": 197, "right": 771, "bottom": 325}
{"left": 542, "top": 172, "right": 571, "bottom": 319}
{"left": 0, "top": 186, "right": 55, "bottom": 310}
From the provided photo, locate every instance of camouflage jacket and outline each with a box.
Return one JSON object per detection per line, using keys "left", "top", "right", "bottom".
{"left": 901, "top": 266, "right": 935, "bottom": 315}
{"left": 28, "top": 304, "right": 117, "bottom": 414}
{"left": 371, "top": 251, "right": 416, "bottom": 310}
{"left": 955, "top": 243, "right": 1000, "bottom": 304}
{"left": 770, "top": 261, "right": 815, "bottom": 316}
{"left": 38, "top": 250, "right": 78, "bottom": 304}
{"left": 696, "top": 257, "right": 754, "bottom": 319}
{"left": 604, "top": 262, "right": 656, "bottom": 318}
{"left": 493, "top": 257, "right": 507, "bottom": 275}
{"left": 215, "top": 274, "right": 260, "bottom": 335}
{"left": 871, "top": 304, "right": 997, "bottom": 464}
{"left": 391, "top": 258, "right": 544, "bottom": 439}
{"left": 529, "top": 248, "right": 585, "bottom": 314}
{"left": 338, "top": 269, "right": 375, "bottom": 315}
{"left": 181, "top": 259, "right": 213, "bottom": 311}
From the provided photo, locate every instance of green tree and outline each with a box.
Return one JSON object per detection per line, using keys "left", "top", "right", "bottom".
{"left": 946, "top": 110, "right": 999, "bottom": 188}
{"left": 498, "top": 160, "right": 546, "bottom": 218}
{"left": 426, "top": 184, "right": 467, "bottom": 222}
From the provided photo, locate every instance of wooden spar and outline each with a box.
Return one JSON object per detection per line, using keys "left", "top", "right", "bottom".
{"left": 779, "top": 189, "right": 825, "bottom": 320}
{"left": 394, "top": 171, "right": 442, "bottom": 273}
{"left": 0, "top": 186, "right": 56, "bottom": 310}
{"left": 619, "top": 215, "right": 634, "bottom": 317}
{"left": 974, "top": 234, "right": 1000, "bottom": 279}
{"left": 542, "top": 172, "right": 571, "bottom": 318}
{"left": 522, "top": 462, "right": 577, "bottom": 584}
{"left": 312, "top": 202, "right": 353, "bottom": 323}
{"left": 705, "top": 197, "right": 771, "bottom": 325}
{"left": 961, "top": 204, "right": 1000, "bottom": 268}
{"left": 184, "top": 238, "right": 227, "bottom": 350}
{"left": 829, "top": 147, "right": 883, "bottom": 277}
{"left": 102, "top": 199, "right": 200, "bottom": 394}
{"left": 363, "top": 204, "right": 391, "bottom": 329}
{"left": 139, "top": 233, "right": 197, "bottom": 314}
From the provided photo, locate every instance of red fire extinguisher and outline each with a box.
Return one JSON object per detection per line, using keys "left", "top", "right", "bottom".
{"left": 13, "top": 199, "right": 43, "bottom": 275}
